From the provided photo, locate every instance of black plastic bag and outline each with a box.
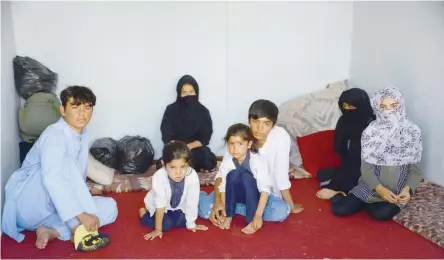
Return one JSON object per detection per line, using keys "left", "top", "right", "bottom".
{"left": 116, "top": 136, "right": 155, "bottom": 174}
{"left": 13, "top": 56, "right": 58, "bottom": 99}
{"left": 90, "top": 138, "right": 118, "bottom": 169}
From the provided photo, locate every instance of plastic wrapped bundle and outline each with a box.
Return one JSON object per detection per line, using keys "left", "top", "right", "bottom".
{"left": 13, "top": 56, "right": 58, "bottom": 99}
{"left": 90, "top": 138, "right": 118, "bottom": 169}
{"left": 116, "top": 136, "right": 155, "bottom": 174}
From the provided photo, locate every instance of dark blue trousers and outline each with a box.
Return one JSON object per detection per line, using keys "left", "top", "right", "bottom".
{"left": 225, "top": 169, "right": 260, "bottom": 223}
{"left": 140, "top": 209, "right": 186, "bottom": 232}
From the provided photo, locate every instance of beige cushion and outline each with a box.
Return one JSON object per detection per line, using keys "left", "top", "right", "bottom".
{"left": 87, "top": 153, "right": 115, "bottom": 186}
{"left": 277, "top": 79, "right": 348, "bottom": 167}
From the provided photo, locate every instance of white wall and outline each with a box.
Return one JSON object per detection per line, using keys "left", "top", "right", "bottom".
{"left": 350, "top": 1, "right": 444, "bottom": 185}
{"left": 9, "top": 1, "right": 353, "bottom": 157}
{"left": 226, "top": 1, "right": 352, "bottom": 125}
{"left": 1, "top": 1, "right": 21, "bottom": 218}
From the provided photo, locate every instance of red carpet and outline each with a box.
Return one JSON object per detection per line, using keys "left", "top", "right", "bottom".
{"left": 2, "top": 179, "right": 443, "bottom": 258}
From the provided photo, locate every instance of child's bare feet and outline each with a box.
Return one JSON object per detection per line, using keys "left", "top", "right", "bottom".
{"left": 35, "top": 226, "right": 59, "bottom": 249}
{"left": 241, "top": 222, "right": 260, "bottom": 235}
{"left": 139, "top": 208, "right": 148, "bottom": 218}
{"left": 316, "top": 189, "right": 343, "bottom": 200}
{"left": 218, "top": 217, "right": 232, "bottom": 230}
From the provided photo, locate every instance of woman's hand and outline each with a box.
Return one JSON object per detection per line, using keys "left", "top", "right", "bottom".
{"left": 397, "top": 186, "right": 411, "bottom": 205}
{"left": 375, "top": 185, "right": 398, "bottom": 204}
{"left": 187, "top": 141, "right": 202, "bottom": 150}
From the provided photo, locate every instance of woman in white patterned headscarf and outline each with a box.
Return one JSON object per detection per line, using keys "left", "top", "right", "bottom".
{"left": 329, "top": 86, "right": 423, "bottom": 221}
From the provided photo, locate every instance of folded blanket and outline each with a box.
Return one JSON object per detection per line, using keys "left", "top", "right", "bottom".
{"left": 393, "top": 180, "right": 444, "bottom": 249}
{"left": 87, "top": 165, "right": 156, "bottom": 195}
{"left": 87, "top": 161, "right": 221, "bottom": 194}
{"left": 87, "top": 162, "right": 308, "bottom": 195}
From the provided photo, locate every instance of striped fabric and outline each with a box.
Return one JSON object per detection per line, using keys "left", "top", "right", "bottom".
{"left": 351, "top": 165, "right": 409, "bottom": 202}
{"left": 396, "top": 165, "right": 409, "bottom": 194}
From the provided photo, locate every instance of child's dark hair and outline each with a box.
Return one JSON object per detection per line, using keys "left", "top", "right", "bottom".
{"left": 60, "top": 86, "right": 96, "bottom": 108}
{"left": 248, "top": 99, "right": 279, "bottom": 125}
{"left": 224, "top": 123, "right": 259, "bottom": 153}
{"left": 162, "top": 141, "right": 191, "bottom": 164}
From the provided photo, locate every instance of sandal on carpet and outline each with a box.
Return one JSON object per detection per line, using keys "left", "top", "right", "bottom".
{"left": 74, "top": 224, "right": 110, "bottom": 252}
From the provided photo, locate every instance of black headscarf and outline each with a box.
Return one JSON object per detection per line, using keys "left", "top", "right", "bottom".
{"left": 160, "top": 75, "right": 213, "bottom": 145}
{"left": 176, "top": 75, "right": 199, "bottom": 100}
{"left": 334, "top": 88, "right": 375, "bottom": 160}
{"left": 328, "top": 88, "right": 376, "bottom": 191}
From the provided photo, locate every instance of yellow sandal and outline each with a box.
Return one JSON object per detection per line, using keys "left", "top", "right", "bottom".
{"left": 74, "top": 225, "right": 110, "bottom": 252}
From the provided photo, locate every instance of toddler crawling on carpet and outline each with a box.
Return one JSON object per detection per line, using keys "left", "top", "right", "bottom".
{"left": 139, "top": 141, "right": 207, "bottom": 240}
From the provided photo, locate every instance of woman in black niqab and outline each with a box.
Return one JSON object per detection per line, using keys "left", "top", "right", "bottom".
{"left": 316, "top": 88, "right": 375, "bottom": 199}
{"left": 159, "top": 75, "right": 217, "bottom": 172}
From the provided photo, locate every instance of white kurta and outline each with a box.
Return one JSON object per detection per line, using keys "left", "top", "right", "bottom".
{"left": 258, "top": 126, "right": 292, "bottom": 198}
{"left": 1, "top": 118, "right": 118, "bottom": 242}
{"left": 144, "top": 167, "right": 200, "bottom": 229}
{"left": 217, "top": 152, "right": 272, "bottom": 194}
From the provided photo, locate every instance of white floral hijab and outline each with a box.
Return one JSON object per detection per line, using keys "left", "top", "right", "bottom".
{"left": 361, "top": 86, "right": 422, "bottom": 166}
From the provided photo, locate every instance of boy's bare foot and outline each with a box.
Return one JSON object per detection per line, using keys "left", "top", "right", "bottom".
{"left": 241, "top": 222, "right": 259, "bottom": 235}
{"left": 291, "top": 204, "right": 304, "bottom": 214}
{"left": 139, "top": 208, "right": 148, "bottom": 218}
{"left": 35, "top": 226, "right": 59, "bottom": 249}
{"left": 218, "top": 217, "right": 232, "bottom": 230}
{"left": 316, "top": 189, "right": 343, "bottom": 200}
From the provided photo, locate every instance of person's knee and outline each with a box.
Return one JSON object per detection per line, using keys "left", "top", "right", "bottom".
{"left": 108, "top": 198, "right": 118, "bottom": 219}
{"left": 162, "top": 216, "right": 174, "bottom": 232}
{"left": 205, "top": 154, "right": 217, "bottom": 170}
{"left": 317, "top": 169, "right": 326, "bottom": 182}
{"left": 227, "top": 170, "right": 240, "bottom": 183}
{"left": 139, "top": 213, "right": 152, "bottom": 227}
{"left": 367, "top": 205, "right": 400, "bottom": 221}
{"left": 317, "top": 168, "right": 332, "bottom": 183}
{"left": 201, "top": 152, "right": 216, "bottom": 170}
{"left": 99, "top": 198, "right": 118, "bottom": 225}
{"left": 175, "top": 212, "right": 187, "bottom": 228}
{"left": 240, "top": 172, "right": 255, "bottom": 183}
{"left": 331, "top": 203, "right": 354, "bottom": 217}
{"left": 264, "top": 197, "right": 290, "bottom": 222}
{"left": 271, "top": 202, "right": 290, "bottom": 222}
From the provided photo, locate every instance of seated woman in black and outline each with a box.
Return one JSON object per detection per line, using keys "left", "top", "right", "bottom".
{"left": 316, "top": 88, "right": 375, "bottom": 199}
{"left": 159, "top": 75, "right": 217, "bottom": 172}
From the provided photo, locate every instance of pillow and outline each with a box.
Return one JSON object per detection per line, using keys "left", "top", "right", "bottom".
{"left": 393, "top": 181, "right": 444, "bottom": 249}
{"left": 277, "top": 79, "right": 347, "bottom": 167}
{"left": 296, "top": 130, "right": 340, "bottom": 178}
{"left": 87, "top": 153, "right": 115, "bottom": 186}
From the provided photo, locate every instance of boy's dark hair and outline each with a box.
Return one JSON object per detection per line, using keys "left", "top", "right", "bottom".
{"left": 60, "top": 86, "right": 96, "bottom": 108}
{"left": 248, "top": 99, "right": 279, "bottom": 125}
{"left": 224, "top": 123, "right": 259, "bottom": 153}
{"left": 163, "top": 141, "right": 191, "bottom": 164}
